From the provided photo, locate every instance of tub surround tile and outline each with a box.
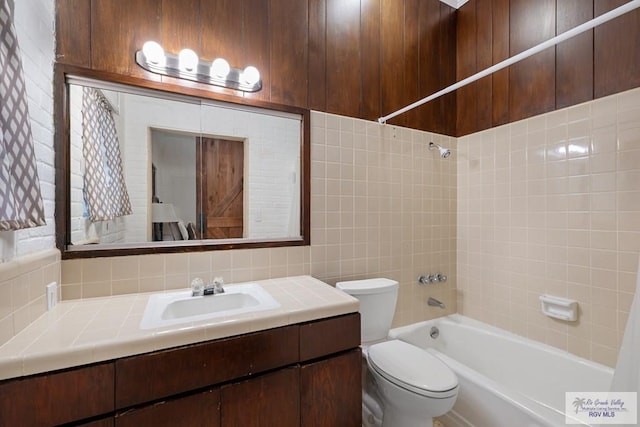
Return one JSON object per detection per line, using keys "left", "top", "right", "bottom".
{"left": 458, "top": 87, "right": 640, "bottom": 367}
{"left": 0, "top": 276, "right": 358, "bottom": 381}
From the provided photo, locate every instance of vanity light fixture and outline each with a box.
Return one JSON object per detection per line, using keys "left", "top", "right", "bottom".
{"left": 135, "top": 41, "right": 262, "bottom": 92}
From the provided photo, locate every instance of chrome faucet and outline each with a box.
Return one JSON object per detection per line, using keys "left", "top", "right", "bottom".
{"left": 191, "top": 276, "right": 225, "bottom": 296}
{"left": 427, "top": 297, "right": 446, "bottom": 309}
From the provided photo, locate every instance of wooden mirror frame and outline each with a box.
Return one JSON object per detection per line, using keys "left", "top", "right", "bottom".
{"left": 54, "top": 65, "right": 310, "bottom": 259}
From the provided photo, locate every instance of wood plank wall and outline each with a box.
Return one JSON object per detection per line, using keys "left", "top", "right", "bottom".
{"left": 55, "top": 0, "right": 457, "bottom": 136}
{"left": 456, "top": 0, "right": 640, "bottom": 136}
{"left": 56, "top": 0, "right": 640, "bottom": 137}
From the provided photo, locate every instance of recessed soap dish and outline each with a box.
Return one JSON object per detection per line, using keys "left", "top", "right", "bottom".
{"left": 539, "top": 294, "right": 578, "bottom": 321}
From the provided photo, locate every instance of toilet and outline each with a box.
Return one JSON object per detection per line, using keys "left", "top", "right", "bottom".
{"left": 336, "top": 278, "right": 458, "bottom": 427}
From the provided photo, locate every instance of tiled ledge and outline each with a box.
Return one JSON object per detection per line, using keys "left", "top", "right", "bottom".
{"left": 0, "top": 275, "right": 358, "bottom": 381}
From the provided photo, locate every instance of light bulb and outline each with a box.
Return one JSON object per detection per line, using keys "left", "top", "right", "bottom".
{"left": 142, "top": 41, "right": 165, "bottom": 65}
{"left": 242, "top": 66, "right": 260, "bottom": 85}
{"left": 178, "top": 48, "right": 199, "bottom": 72}
{"left": 211, "top": 58, "right": 230, "bottom": 78}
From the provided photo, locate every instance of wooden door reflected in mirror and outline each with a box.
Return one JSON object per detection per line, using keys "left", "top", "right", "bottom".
{"left": 197, "top": 137, "right": 244, "bottom": 240}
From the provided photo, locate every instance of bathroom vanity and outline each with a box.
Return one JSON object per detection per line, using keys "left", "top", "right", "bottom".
{"left": 0, "top": 276, "right": 361, "bottom": 427}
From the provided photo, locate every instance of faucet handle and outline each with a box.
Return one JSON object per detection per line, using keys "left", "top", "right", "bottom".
{"left": 418, "top": 275, "right": 435, "bottom": 285}
{"left": 436, "top": 273, "right": 447, "bottom": 282}
{"left": 212, "top": 276, "right": 225, "bottom": 294}
{"left": 191, "top": 277, "right": 204, "bottom": 296}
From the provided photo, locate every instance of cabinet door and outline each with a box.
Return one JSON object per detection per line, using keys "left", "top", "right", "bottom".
{"left": 0, "top": 362, "right": 114, "bottom": 427}
{"left": 301, "top": 349, "right": 362, "bottom": 427}
{"left": 221, "top": 367, "right": 299, "bottom": 427}
{"left": 115, "top": 388, "right": 219, "bottom": 427}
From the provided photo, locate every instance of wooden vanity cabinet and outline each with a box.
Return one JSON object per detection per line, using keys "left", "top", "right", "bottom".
{"left": 113, "top": 313, "right": 361, "bottom": 426}
{"left": 0, "top": 313, "right": 361, "bottom": 427}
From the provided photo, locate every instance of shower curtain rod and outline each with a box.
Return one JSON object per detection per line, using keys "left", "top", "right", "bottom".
{"left": 377, "top": 0, "right": 640, "bottom": 124}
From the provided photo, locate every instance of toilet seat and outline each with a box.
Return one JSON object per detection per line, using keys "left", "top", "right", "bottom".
{"left": 367, "top": 340, "right": 458, "bottom": 399}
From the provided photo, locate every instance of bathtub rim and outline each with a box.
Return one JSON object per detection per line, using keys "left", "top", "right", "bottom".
{"left": 389, "top": 313, "right": 614, "bottom": 377}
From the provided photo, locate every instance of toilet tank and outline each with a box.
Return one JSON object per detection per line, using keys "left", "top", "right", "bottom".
{"left": 336, "top": 278, "right": 398, "bottom": 343}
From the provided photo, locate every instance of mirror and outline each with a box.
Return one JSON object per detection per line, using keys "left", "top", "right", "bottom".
{"left": 56, "top": 70, "right": 309, "bottom": 258}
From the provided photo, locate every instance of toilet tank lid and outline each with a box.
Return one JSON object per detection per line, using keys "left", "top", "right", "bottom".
{"left": 336, "top": 278, "right": 398, "bottom": 295}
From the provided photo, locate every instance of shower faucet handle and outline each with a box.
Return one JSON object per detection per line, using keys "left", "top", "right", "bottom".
{"left": 418, "top": 275, "right": 436, "bottom": 285}
{"left": 418, "top": 274, "right": 447, "bottom": 285}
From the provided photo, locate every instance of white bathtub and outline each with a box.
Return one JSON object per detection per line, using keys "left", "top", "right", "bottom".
{"left": 389, "top": 314, "right": 614, "bottom": 427}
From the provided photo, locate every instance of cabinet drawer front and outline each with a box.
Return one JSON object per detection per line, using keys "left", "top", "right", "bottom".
{"left": 0, "top": 362, "right": 114, "bottom": 427}
{"left": 116, "top": 388, "right": 220, "bottom": 427}
{"left": 115, "top": 325, "right": 298, "bottom": 408}
{"left": 299, "top": 313, "right": 360, "bottom": 361}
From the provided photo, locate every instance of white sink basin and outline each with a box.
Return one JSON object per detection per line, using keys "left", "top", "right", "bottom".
{"left": 140, "top": 283, "right": 280, "bottom": 329}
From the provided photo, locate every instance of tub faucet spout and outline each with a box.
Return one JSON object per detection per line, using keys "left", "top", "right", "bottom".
{"left": 427, "top": 297, "right": 446, "bottom": 309}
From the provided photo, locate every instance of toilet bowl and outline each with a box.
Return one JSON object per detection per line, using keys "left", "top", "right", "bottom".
{"left": 336, "top": 278, "right": 459, "bottom": 427}
{"left": 367, "top": 340, "right": 458, "bottom": 427}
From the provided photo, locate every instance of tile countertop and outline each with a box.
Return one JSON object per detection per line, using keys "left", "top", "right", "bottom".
{"left": 0, "top": 275, "right": 359, "bottom": 381}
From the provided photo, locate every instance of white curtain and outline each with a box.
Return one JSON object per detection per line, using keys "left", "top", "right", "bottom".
{"left": 82, "top": 88, "right": 132, "bottom": 221}
{"left": 607, "top": 254, "right": 640, "bottom": 427}
{"left": 0, "top": 0, "right": 45, "bottom": 231}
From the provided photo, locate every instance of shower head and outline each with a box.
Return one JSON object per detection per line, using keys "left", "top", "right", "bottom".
{"left": 429, "top": 142, "right": 451, "bottom": 159}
